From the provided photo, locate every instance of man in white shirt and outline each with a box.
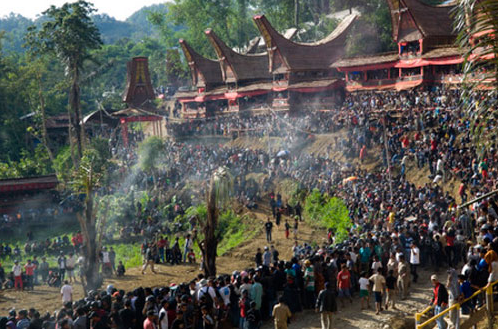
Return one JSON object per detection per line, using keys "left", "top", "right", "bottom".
{"left": 218, "top": 277, "right": 231, "bottom": 307}
{"left": 12, "top": 260, "right": 23, "bottom": 291}
{"left": 410, "top": 243, "right": 420, "bottom": 283}
{"left": 197, "top": 279, "right": 217, "bottom": 308}
{"left": 66, "top": 253, "right": 76, "bottom": 283}
{"left": 158, "top": 299, "right": 169, "bottom": 329}
{"left": 60, "top": 280, "right": 73, "bottom": 304}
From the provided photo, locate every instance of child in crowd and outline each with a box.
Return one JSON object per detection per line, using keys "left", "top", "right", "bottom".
{"left": 116, "top": 261, "right": 125, "bottom": 277}
{"left": 358, "top": 271, "right": 370, "bottom": 310}
{"left": 385, "top": 270, "right": 397, "bottom": 310}
{"left": 187, "top": 249, "right": 196, "bottom": 263}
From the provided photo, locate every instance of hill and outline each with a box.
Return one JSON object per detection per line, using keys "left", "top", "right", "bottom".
{"left": 0, "top": 4, "right": 169, "bottom": 53}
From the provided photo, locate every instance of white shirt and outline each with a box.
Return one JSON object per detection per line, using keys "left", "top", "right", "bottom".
{"left": 61, "top": 284, "right": 73, "bottom": 302}
{"left": 410, "top": 247, "right": 420, "bottom": 265}
{"left": 159, "top": 307, "right": 168, "bottom": 329}
{"left": 12, "top": 264, "right": 22, "bottom": 276}
{"left": 436, "top": 159, "right": 444, "bottom": 172}
{"left": 371, "top": 261, "right": 383, "bottom": 272}
{"left": 359, "top": 277, "right": 369, "bottom": 290}
{"left": 219, "top": 285, "right": 231, "bottom": 306}
{"left": 66, "top": 256, "right": 76, "bottom": 268}
{"left": 102, "top": 251, "right": 110, "bottom": 263}
{"left": 197, "top": 286, "right": 217, "bottom": 307}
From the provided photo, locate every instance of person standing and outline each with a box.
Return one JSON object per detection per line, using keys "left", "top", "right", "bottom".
{"left": 263, "top": 247, "right": 271, "bottom": 267}
{"left": 430, "top": 275, "right": 448, "bottom": 329}
{"left": 12, "top": 260, "right": 23, "bottom": 291}
{"left": 265, "top": 218, "right": 273, "bottom": 243}
{"left": 255, "top": 248, "right": 263, "bottom": 267}
{"left": 385, "top": 270, "right": 397, "bottom": 310}
{"left": 57, "top": 252, "right": 66, "bottom": 281}
{"left": 410, "top": 243, "right": 420, "bottom": 283}
{"left": 303, "top": 260, "right": 315, "bottom": 309}
{"left": 272, "top": 297, "right": 291, "bottom": 329}
{"left": 24, "top": 259, "right": 36, "bottom": 290}
{"left": 183, "top": 234, "right": 193, "bottom": 263}
{"left": 315, "top": 282, "right": 337, "bottom": 329}
{"left": 32, "top": 256, "right": 39, "bottom": 285}
{"left": 39, "top": 257, "right": 49, "bottom": 283}
{"left": 60, "top": 280, "right": 73, "bottom": 305}
{"left": 66, "top": 252, "right": 76, "bottom": 283}
{"left": 142, "top": 244, "right": 157, "bottom": 274}
{"left": 369, "top": 269, "right": 386, "bottom": 315}
{"left": 143, "top": 310, "right": 157, "bottom": 329}
{"left": 337, "top": 264, "right": 353, "bottom": 307}
{"left": 446, "top": 269, "right": 460, "bottom": 329}
{"left": 397, "top": 255, "right": 410, "bottom": 299}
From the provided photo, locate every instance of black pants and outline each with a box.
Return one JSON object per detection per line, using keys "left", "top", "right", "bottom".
{"left": 410, "top": 264, "right": 418, "bottom": 283}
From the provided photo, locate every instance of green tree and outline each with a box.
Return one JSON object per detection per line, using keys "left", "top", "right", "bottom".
{"left": 202, "top": 167, "right": 233, "bottom": 276}
{"left": 25, "top": 0, "right": 103, "bottom": 164}
{"left": 304, "top": 189, "right": 351, "bottom": 243}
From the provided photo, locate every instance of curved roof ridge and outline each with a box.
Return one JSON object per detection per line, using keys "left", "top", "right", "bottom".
{"left": 178, "top": 39, "right": 223, "bottom": 88}
{"left": 205, "top": 29, "right": 268, "bottom": 58}
{"left": 254, "top": 13, "right": 358, "bottom": 48}
{"left": 204, "top": 29, "right": 271, "bottom": 83}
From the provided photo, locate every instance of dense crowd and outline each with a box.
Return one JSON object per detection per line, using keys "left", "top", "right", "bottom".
{"left": 2, "top": 86, "right": 498, "bottom": 329}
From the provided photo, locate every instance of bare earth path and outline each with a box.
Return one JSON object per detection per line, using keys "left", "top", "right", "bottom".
{"left": 0, "top": 208, "right": 434, "bottom": 328}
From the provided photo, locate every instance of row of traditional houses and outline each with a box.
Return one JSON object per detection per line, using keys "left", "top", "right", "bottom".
{"left": 174, "top": 0, "right": 479, "bottom": 118}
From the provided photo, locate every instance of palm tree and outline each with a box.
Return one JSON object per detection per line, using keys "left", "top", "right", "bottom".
{"left": 455, "top": 0, "right": 498, "bottom": 151}
{"left": 201, "top": 167, "right": 233, "bottom": 277}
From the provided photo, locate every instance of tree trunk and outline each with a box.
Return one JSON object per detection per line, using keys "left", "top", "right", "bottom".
{"left": 70, "top": 62, "right": 84, "bottom": 161}
{"left": 35, "top": 70, "right": 54, "bottom": 162}
{"left": 202, "top": 180, "right": 218, "bottom": 277}
{"left": 294, "top": 0, "right": 299, "bottom": 27}
{"left": 76, "top": 173, "right": 101, "bottom": 293}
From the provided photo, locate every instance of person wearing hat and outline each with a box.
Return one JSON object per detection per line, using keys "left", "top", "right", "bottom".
{"left": 315, "top": 282, "right": 337, "bottom": 329}
{"left": 430, "top": 274, "right": 448, "bottom": 329}
{"left": 197, "top": 279, "right": 217, "bottom": 309}
{"left": 12, "top": 260, "right": 22, "bottom": 291}
{"left": 263, "top": 247, "right": 271, "bottom": 267}
{"left": 303, "top": 260, "right": 315, "bottom": 309}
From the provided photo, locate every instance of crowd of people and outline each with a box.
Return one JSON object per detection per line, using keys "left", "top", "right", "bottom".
{"left": 2, "top": 86, "right": 498, "bottom": 329}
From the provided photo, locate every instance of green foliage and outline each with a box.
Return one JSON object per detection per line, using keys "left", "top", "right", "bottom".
{"left": 0, "top": 145, "right": 53, "bottom": 179}
{"left": 137, "top": 136, "right": 165, "bottom": 174}
{"left": 53, "top": 146, "right": 73, "bottom": 183}
{"left": 112, "top": 243, "right": 143, "bottom": 268}
{"left": 174, "top": 204, "right": 253, "bottom": 256}
{"left": 304, "top": 189, "right": 351, "bottom": 243}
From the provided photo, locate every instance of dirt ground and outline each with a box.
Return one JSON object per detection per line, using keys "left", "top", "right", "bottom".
{"left": 0, "top": 206, "right": 436, "bottom": 329}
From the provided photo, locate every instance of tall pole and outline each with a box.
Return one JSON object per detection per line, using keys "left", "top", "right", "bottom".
{"left": 383, "top": 114, "right": 394, "bottom": 203}
{"left": 294, "top": 0, "right": 299, "bottom": 27}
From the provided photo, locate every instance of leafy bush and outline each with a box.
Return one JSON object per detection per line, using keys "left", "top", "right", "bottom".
{"left": 304, "top": 188, "right": 351, "bottom": 243}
